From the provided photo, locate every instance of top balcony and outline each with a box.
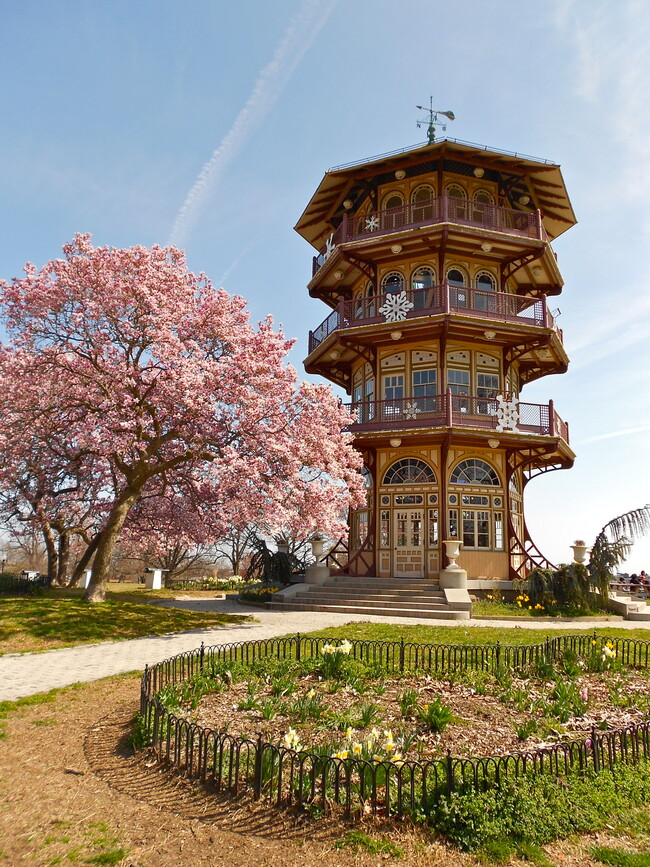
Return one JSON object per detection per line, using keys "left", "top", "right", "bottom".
{"left": 308, "top": 284, "right": 560, "bottom": 354}
{"left": 312, "top": 193, "right": 545, "bottom": 274}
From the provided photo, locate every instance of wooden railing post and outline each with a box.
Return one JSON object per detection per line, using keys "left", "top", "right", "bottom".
{"left": 445, "top": 388, "right": 453, "bottom": 427}
{"left": 341, "top": 212, "right": 348, "bottom": 241}
{"left": 441, "top": 192, "right": 448, "bottom": 223}
{"left": 548, "top": 400, "right": 555, "bottom": 436}
{"left": 536, "top": 209, "right": 543, "bottom": 240}
{"left": 443, "top": 280, "right": 450, "bottom": 314}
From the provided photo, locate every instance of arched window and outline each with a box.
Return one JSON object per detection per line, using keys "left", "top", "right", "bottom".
{"left": 475, "top": 270, "right": 496, "bottom": 312}
{"left": 383, "top": 458, "right": 437, "bottom": 485}
{"left": 381, "top": 271, "right": 404, "bottom": 294}
{"left": 446, "top": 184, "right": 468, "bottom": 221}
{"left": 447, "top": 267, "right": 468, "bottom": 308}
{"left": 474, "top": 189, "right": 494, "bottom": 204}
{"left": 411, "top": 265, "right": 435, "bottom": 310}
{"left": 411, "top": 184, "right": 435, "bottom": 222}
{"left": 450, "top": 459, "right": 500, "bottom": 486}
{"left": 366, "top": 281, "right": 375, "bottom": 317}
{"left": 382, "top": 192, "right": 404, "bottom": 229}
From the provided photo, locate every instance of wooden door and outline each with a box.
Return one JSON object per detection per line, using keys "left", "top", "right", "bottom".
{"left": 393, "top": 509, "right": 424, "bottom": 578}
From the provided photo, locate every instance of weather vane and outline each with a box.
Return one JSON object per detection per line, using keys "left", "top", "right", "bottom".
{"left": 416, "top": 97, "right": 455, "bottom": 144}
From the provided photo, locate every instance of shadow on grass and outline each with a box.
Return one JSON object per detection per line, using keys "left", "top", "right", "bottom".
{"left": 0, "top": 592, "right": 251, "bottom": 653}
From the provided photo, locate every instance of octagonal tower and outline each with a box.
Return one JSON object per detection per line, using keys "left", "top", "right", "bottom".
{"left": 295, "top": 137, "right": 576, "bottom": 582}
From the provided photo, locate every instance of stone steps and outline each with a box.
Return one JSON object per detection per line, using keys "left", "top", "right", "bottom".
{"left": 268, "top": 599, "right": 470, "bottom": 620}
{"left": 267, "top": 575, "right": 470, "bottom": 620}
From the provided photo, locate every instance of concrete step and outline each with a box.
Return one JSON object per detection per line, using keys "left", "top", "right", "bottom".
{"left": 289, "top": 594, "right": 451, "bottom": 611}
{"left": 626, "top": 608, "right": 650, "bottom": 621}
{"left": 292, "top": 589, "right": 446, "bottom": 602}
{"left": 267, "top": 600, "right": 470, "bottom": 620}
{"left": 325, "top": 577, "right": 440, "bottom": 590}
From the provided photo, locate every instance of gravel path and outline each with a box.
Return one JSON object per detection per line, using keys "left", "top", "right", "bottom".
{"left": 1, "top": 597, "right": 648, "bottom": 701}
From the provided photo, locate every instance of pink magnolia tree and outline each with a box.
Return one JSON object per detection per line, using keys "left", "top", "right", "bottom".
{"left": 0, "top": 235, "right": 364, "bottom": 602}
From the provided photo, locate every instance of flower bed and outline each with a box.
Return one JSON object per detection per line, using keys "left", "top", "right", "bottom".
{"left": 138, "top": 634, "right": 650, "bottom": 824}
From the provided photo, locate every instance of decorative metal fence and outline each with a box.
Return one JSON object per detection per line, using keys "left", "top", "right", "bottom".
{"left": 139, "top": 633, "right": 650, "bottom": 821}
{"left": 0, "top": 573, "right": 51, "bottom": 595}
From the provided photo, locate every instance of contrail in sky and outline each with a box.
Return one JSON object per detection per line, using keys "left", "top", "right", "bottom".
{"left": 169, "top": 0, "right": 337, "bottom": 248}
{"left": 577, "top": 425, "right": 650, "bottom": 445}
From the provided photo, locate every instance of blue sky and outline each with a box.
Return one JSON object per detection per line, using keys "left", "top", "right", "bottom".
{"left": 1, "top": 0, "right": 649, "bottom": 571}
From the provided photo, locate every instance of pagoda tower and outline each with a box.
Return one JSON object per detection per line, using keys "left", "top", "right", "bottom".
{"left": 295, "top": 135, "right": 576, "bottom": 582}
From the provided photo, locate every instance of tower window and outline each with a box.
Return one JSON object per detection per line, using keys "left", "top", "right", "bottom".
{"left": 383, "top": 458, "right": 436, "bottom": 485}
{"left": 450, "top": 459, "right": 500, "bottom": 486}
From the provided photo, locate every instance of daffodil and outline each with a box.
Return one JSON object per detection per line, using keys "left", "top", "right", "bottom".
{"left": 352, "top": 742, "right": 362, "bottom": 755}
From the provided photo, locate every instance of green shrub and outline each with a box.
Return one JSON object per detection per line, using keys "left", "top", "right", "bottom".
{"left": 432, "top": 761, "right": 650, "bottom": 852}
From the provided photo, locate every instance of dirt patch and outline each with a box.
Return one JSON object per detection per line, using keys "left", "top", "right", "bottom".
{"left": 0, "top": 672, "right": 648, "bottom": 866}
{"left": 191, "top": 668, "right": 650, "bottom": 760}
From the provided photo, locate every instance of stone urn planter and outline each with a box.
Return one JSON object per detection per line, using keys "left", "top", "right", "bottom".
{"left": 444, "top": 539, "right": 463, "bottom": 570}
{"left": 571, "top": 541, "right": 590, "bottom": 564}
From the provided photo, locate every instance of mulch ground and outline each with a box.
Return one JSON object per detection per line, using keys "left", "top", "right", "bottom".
{"left": 0, "top": 673, "right": 648, "bottom": 866}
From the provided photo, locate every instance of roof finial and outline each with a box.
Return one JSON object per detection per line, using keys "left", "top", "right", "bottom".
{"left": 416, "top": 97, "right": 455, "bottom": 144}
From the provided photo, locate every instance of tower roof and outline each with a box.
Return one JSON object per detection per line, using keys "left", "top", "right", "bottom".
{"left": 295, "top": 137, "right": 577, "bottom": 250}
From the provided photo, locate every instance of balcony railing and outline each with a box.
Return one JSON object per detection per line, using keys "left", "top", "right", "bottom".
{"left": 308, "top": 284, "right": 558, "bottom": 353}
{"left": 313, "top": 193, "right": 544, "bottom": 273}
{"left": 344, "top": 393, "right": 569, "bottom": 443}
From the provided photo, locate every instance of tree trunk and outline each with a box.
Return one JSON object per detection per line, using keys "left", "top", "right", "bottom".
{"left": 84, "top": 490, "right": 141, "bottom": 603}
{"left": 69, "top": 533, "right": 100, "bottom": 587}
{"left": 57, "top": 532, "right": 70, "bottom": 586}
{"left": 41, "top": 522, "right": 59, "bottom": 585}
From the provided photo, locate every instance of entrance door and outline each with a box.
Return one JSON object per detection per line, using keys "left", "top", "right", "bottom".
{"left": 394, "top": 509, "right": 424, "bottom": 578}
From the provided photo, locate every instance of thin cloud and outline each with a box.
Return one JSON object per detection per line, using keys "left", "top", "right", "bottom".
{"left": 169, "top": 0, "right": 337, "bottom": 248}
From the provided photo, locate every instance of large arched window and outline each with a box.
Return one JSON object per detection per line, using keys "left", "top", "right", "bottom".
{"left": 450, "top": 459, "right": 500, "bottom": 486}
{"left": 449, "top": 459, "right": 503, "bottom": 550}
{"left": 411, "top": 265, "right": 435, "bottom": 310}
{"left": 383, "top": 458, "right": 437, "bottom": 485}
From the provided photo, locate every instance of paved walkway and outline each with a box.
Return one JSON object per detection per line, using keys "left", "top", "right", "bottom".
{"left": 2, "top": 597, "right": 649, "bottom": 701}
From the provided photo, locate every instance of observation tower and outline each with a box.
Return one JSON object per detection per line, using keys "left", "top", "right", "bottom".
{"left": 295, "top": 123, "right": 576, "bottom": 585}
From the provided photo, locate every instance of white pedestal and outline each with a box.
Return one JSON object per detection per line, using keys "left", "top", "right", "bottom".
{"left": 439, "top": 566, "right": 468, "bottom": 590}
{"left": 304, "top": 565, "right": 330, "bottom": 585}
{"left": 80, "top": 569, "right": 92, "bottom": 589}
{"left": 145, "top": 569, "right": 163, "bottom": 590}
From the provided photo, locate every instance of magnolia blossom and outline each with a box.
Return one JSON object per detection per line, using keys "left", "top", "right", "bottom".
{"left": 0, "top": 236, "right": 365, "bottom": 601}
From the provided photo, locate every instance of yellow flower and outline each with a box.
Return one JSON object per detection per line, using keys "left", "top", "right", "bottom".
{"left": 373, "top": 755, "right": 383, "bottom": 763}
{"left": 306, "top": 688, "right": 315, "bottom": 699}
{"left": 486, "top": 594, "right": 493, "bottom": 600}
{"left": 345, "top": 727, "right": 355, "bottom": 740}
{"left": 352, "top": 742, "right": 362, "bottom": 755}
{"left": 384, "top": 741, "right": 395, "bottom": 752}
{"left": 392, "top": 753, "right": 404, "bottom": 766}
{"left": 517, "top": 601, "right": 522, "bottom": 607}
{"left": 528, "top": 606, "right": 532, "bottom": 610}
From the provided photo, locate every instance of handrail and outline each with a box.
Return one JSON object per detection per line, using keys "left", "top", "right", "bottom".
{"left": 308, "top": 284, "right": 554, "bottom": 352}
{"left": 313, "top": 193, "right": 543, "bottom": 273}
{"left": 343, "top": 394, "right": 568, "bottom": 443}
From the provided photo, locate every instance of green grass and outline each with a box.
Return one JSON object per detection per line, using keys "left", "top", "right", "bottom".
{"left": 591, "top": 846, "right": 650, "bottom": 866}
{"left": 334, "top": 830, "right": 403, "bottom": 858}
{"left": 303, "top": 622, "right": 650, "bottom": 646}
{"left": 0, "top": 591, "right": 252, "bottom": 654}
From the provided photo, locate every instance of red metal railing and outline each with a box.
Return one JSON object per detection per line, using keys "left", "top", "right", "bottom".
{"left": 343, "top": 393, "right": 569, "bottom": 443}
{"left": 308, "top": 284, "right": 557, "bottom": 352}
{"left": 313, "top": 194, "right": 544, "bottom": 273}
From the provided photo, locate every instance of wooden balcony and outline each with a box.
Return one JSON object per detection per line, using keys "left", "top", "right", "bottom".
{"left": 313, "top": 193, "right": 545, "bottom": 274}
{"left": 309, "top": 284, "right": 559, "bottom": 353}
{"left": 344, "top": 393, "right": 569, "bottom": 443}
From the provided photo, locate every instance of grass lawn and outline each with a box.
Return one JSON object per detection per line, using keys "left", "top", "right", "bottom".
{"left": 0, "top": 589, "right": 253, "bottom": 654}
{"left": 303, "top": 621, "right": 650, "bottom": 646}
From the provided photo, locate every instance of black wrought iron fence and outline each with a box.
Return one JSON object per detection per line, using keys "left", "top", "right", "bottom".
{"left": 0, "top": 573, "right": 51, "bottom": 595}
{"left": 139, "top": 633, "right": 650, "bottom": 820}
